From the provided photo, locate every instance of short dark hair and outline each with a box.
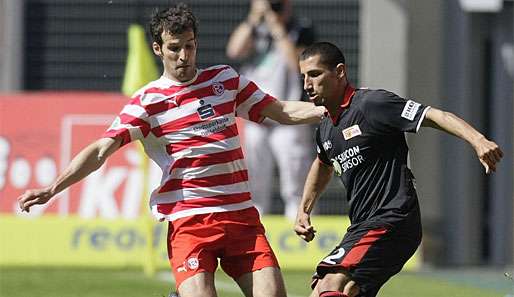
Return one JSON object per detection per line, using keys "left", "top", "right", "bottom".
{"left": 300, "top": 42, "right": 346, "bottom": 70}
{"left": 149, "top": 3, "right": 198, "bottom": 46}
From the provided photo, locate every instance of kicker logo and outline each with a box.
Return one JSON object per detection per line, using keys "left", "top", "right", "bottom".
{"left": 401, "top": 100, "right": 421, "bottom": 121}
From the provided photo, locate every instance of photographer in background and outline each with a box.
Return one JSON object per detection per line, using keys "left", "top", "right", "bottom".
{"left": 226, "top": 0, "right": 316, "bottom": 219}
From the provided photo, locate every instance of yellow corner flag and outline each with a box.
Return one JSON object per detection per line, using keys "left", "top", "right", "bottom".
{"left": 122, "top": 24, "right": 159, "bottom": 97}
{"left": 121, "top": 24, "right": 159, "bottom": 277}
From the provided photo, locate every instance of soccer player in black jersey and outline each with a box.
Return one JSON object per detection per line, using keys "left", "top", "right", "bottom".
{"left": 294, "top": 42, "right": 504, "bottom": 297}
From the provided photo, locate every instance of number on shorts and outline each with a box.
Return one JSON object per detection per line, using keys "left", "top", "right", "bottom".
{"left": 322, "top": 247, "right": 346, "bottom": 265}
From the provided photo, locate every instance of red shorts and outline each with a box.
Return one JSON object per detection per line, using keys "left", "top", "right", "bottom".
{"left": 167, "top": 207, "right": 279, "bottom": 289}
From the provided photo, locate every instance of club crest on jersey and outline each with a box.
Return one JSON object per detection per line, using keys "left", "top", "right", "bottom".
{"left": 212, "top": 82, "right": 225, "bottom": 96}
{"left": 342, "top": 125, "right": 362, "bottom": 140}
{"left": 187, "top": 257, "right": 199, "bottom": 270}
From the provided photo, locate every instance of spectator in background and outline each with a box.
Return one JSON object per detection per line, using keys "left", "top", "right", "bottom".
{"left": 226, "top": 0, "right": 316, "bottom": 219}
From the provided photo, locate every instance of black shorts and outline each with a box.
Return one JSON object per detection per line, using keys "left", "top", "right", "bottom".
{"left": 312, "top": 211, "right": 422, "bottom": 297}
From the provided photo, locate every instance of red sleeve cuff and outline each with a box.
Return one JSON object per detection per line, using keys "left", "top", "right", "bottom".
{"left": 102, "top": 129, "right": 131, "bottom": 147}
{"left": 248, "top": 95, "right": 277, "bottom": 123}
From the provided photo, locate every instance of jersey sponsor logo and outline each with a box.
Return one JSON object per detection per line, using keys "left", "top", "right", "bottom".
{"left": 212, "top": 82, "right": 225, "bottom": 96}
{"left": 192, "top": 117, "right": 230, "bottom": 136}
{"left": 331, "top": 146, "right": 364, "bottom": 176}
{"left": 187, "top": 257, "right": 199, "bottom": 270}
{"left": 401, "top": 100, "right": 421, "bottom": 121}
{"left": 322, "top": 140, "right": 332, "bottom": 151}
{"left": 197, "top": 103, "right": 216, "bottom": 120}
{"left": 342, "top": 125, "right": 362, "bottom": 140}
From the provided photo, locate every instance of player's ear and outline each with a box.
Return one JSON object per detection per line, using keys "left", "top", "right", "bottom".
{"left": 336, "top": 63, "right": 346, "bottom": 80}
{"left": 152, "top": 42, "right": 163, "bottom": 57}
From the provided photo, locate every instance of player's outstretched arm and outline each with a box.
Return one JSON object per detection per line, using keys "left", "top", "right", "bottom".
{"left": 422, "top": 107, "right": 503, "bottom": 173}
{"left": 261, "top": 100, "right": 325, "bottom": 125}
{"left": 295, "top": 158, "right": 334, "bottom": 242}
{"left": 18, "top": 137, "right": 122, "bottom": 212}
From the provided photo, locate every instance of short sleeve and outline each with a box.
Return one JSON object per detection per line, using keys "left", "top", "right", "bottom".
{"left": 315, "top": 127, "right": 331, "bottom": 165}
{"left": 235, "top": 74, "right": 277, "bottom": 123}
{"left": 360, "top": 90, "right": 430, "bottom": 134}
{"left": 102, "top": 96, "right": 151, "bottom": 147}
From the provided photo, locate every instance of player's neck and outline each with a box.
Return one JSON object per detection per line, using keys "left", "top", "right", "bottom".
{"left": 162, "top": 69, "right": 199, "bottom": 85}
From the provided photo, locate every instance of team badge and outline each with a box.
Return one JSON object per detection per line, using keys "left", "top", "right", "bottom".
{"left": 342, "top": 125, "right": 362, "bottom": 140}
{"left": 187, "top": 257, "right": 199, "bottom": 270}
{"left": 212, "top": 82, "right": 225, "bottom": 96}
{"left": 401, "top": 100, "right": 421, "bottom": 121}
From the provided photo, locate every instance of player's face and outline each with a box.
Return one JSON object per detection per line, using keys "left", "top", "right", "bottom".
{"left": 299, "top": 55, "right": 342, "bottom": 107}
{"left": 153, "top": 29, "right": 197, "bottom": 82}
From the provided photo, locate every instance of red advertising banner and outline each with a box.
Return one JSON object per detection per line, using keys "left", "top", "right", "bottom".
{"left": 0, "top": 92, "right": 157, "bottom": 218}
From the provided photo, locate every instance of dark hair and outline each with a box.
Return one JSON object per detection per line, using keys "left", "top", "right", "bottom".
{"left": 300, "top": 42, "right": 346, "bottom": 70}
{"left": 149, "top": 3, "right": 198, "bottom": 46}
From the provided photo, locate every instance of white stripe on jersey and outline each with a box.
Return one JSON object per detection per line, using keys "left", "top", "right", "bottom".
{"left": 152, "top": 181, "right": 250, "bottom": 204}
{"left": 152, "top": 200, "right": 254, "bottom": 221}
{"left": 170, "top": 135, "right": 241, "bottom": 159}
{"left": 121, "top": 104, "right": 147, "bottom": 118}
{"left": 170, "top": 159, "right": 247, "bottom": 180}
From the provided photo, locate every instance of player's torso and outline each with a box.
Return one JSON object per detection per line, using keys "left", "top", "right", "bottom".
{"left": 319, "top": 95, "right": 408, "bottom": 186}
{"left": 318, "top": 92, "right": 415, "bottom": 223}
{"left": 143, "top": 67, "right": 242, "bottom": 162}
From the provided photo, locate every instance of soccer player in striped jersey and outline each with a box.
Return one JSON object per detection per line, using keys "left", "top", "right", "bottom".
{"left": 17, "top": 4, "right": 325, "bottom": 297}
{"left": 294, "top": 42, "right": 503, "bottom": 297}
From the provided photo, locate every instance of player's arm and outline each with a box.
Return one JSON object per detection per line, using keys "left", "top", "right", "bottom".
{"left": 295, "top": 158, "right": 334, "bottom": 242}
{"left": 421, "top": 107, "right": 503, "bottom": 173}
{"left": 18, "top": 137, "right": 122, "bottom": 212}
{"left": 260, "top": 100, "right": 325, "bottom": 124}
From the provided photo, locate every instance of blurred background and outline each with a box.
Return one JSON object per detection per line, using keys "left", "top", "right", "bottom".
{"left": 0, "top": 0, "right": 513, "bottom": 296}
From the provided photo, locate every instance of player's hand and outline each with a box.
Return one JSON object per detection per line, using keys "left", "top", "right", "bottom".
{"left": 294, "top": 211, "right": 316, "bottom": 242}
{"left": 17, "top": 187, "right": 54, "bottom": 213}
{"left": 473, "top": 136, "right": 503, "bottom": 174}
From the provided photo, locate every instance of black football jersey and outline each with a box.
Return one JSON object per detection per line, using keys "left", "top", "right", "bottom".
{"left": 316, "top": 88, "right": 430, "bottom": 225}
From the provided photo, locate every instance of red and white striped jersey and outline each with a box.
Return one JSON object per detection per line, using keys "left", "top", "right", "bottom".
{"left": 103, "top": 65, "right": 276, "bottom": 221}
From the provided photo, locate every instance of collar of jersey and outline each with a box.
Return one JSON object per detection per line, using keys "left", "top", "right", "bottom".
{"left": 330, "top": 85, "right": 355, "bottom": 125}
{"left": 159, "top": 69, "right": 200, "bottom": 86}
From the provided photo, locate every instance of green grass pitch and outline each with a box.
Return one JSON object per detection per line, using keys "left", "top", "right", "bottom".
{"left": 0, "top": 267, "right": 506, "bottom": 297}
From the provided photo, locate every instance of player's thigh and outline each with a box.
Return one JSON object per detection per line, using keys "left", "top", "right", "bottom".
{"left": 177, "top": 271, "right": 217, "bottom": 297}
{"left": 235, "top": 266, "right": 286, "bottom": 297}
